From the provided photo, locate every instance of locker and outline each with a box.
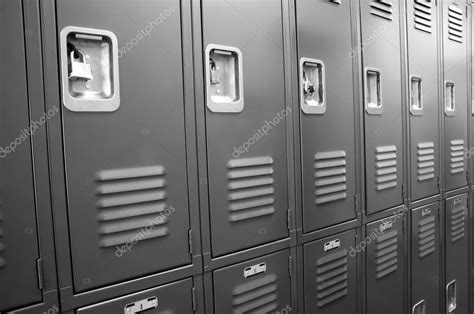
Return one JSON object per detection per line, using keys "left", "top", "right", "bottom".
{"left": 406, "top": 0, "right": 441, "bottom": 201}
{"left": 212, "top": 250, "right": 292, "bottom": 314}
{"left": 295, "top": 0, "right": 357, "bottom": 232}
{"left": 360, "top": 0, "right": 405, "bottom": 214}
{"left": 0, "top": 1, "right": 43, "bottom": 311}
{"left": 201, "top": 0, "right": 289, "bottom": 257}
{"left": 303, "top": 229, "right": 357, "bottom": 313}
{"left": 366, "top": 214, "right": 405, "bottom": 314}
{"left": 77, "top": 278, "right": 195, "bottom": 313}
{"left": 54, "top": 0, "right": 194, "bottom": 292}
{"left": 442, "top": 0, "right": 469, "bottom": 191}
{"left": 444, "top": 194, "right": 469, "bottom": 313}
{"left": 411, "top": 203, "right": 440, "bottom": 314}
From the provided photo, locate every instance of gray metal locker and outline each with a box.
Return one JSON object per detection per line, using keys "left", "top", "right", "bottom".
{"left": 0, "top": 0, "right": 42, "bottom": 311}
{"left": 77, "top": 278, "right": 195, "bottom": 313}
{"left": 442, "top": 0, "right": 469, "bottom": 191}
{"left": 411, "top": 203, "right": 440, "bottom": 314}
{"left": 296, "top": 0, "right": 357, "bottom": 232}
{"left": 54, "top": 0, "right": 194, "bottom": 292}
{"left": 212, "top": 250, "right": 292, "bottom": 313}
{"left": 360, "top": 0, "right": 405, "bottom": 214}
{"left": 303, "top": 229, "right": 357, "bottom": 313}
{"left": 201, "top": 0, "right": 289, "bottom": 257}
{"left": 406, "top": 0, "right": 441, "bottom": 201}
{"left": 366, "top": 215, "right": 405, "bottom": 314}
{"left": 444, "top": 194, "right": 469, "bottom": 313}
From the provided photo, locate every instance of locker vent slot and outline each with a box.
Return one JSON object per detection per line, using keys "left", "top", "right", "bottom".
{"left": 370, "top": 0, "right": 393, "bottom": 20}
{"left": 314, "top": 151, "right": 347, "bottom": 204}
{"left": 232, "top": 273, "right": 278, "bottom": 313}
{"left": 375, "top": 230, "right": 398, "bottom": 279}
{"left": 227, "top": 157, "right": 275, "bottom": 223}
{"left": 448, "top": 5, "right": 463, "bottom": 43}
{"left": 417, "top": 142, "right": 435, "bottom": 181}
{"left": 95, "top": 166, "right": 170, "bottom": 248}
{"left": 0, "top": 214, "right": 5, "bottom": 268}
{"left": 375, "top": 145, "right": 398, "bottom": 191}
{"left": 316, "top": 249, "right": 349, "bottom": 308}
{"left": 450, "top": 205, "right": 465, "bottom": 243}
{"left": 449, "top": 140, "right": 464, "bottom": 174}
{"left": 418, "top": 215, "right": 436, "bottom": 258}
{"left": 413, "top": 0, "right": 432, "bottom": 33}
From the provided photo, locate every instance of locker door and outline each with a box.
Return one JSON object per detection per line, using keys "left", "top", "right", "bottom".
{"left": 442, "top": 0, "right": 468, "bottom": 191}
{"left": 0, "top": 1, "right": 42, "bottom": 311}
{"left": 406, "top": 0, "right": 440, "bottom": 201}
{"left": 366, "top": 215, "right": 404, "bottom": 314}
{"left": 56, "top": 0, "right": 192, "bottom": 292}
{"left": 77, "top": 278, "right": 195, "bottom": 313}
{"left": 360, "top": 0, "right": 404, "bottom": 214}
{"left": 296, "top": 0, "right": 357, "bottom": 232}
{"left": 303, "top": 229, "right": 357, "bottom": 313}
{"left": 213, "top": 250, "right": 291, "bottom": 313}
{"left": 444, "top": 194, "right": 469, "bottom": 313}
{"left": 411, "top": 203, "right": 440, "bottom": 314}
{"left": 202, "top": 0, "right": 289, "bottom": 257}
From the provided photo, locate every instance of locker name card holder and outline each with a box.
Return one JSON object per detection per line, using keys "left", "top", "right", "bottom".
{"left": 244, "top": 262, "right": 267, "bottom": 278}
{"left": 124, "top": 296, "right": 158, "bottom": 314}
{"left": 324, "top": 239, "right": 341, "bottom": 252}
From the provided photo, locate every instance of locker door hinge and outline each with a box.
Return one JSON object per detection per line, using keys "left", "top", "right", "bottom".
{"left": 287, "top": 209, "right": 292, "bottom": 230}
{"left": 36, "top": 259, "right": 44, "bottom": 290}
{"left": 466, "top": 170, "right": 470, "bottom": 184}
{"left": 401, "top": 183, "right": 406, "bottom": 201}
{"left": 438, "top": 176, "right": 442, "bottom": 192}
{"left": 288, "top": 256, "right": 293, "bottom": 276}
{"left": 191, "top": 286, "right": 197, "bottom": 312}
{"left": 188, "top": 230, "right": 194, "bottom": 255}
{"left": 354, "top": 194, "right": 359, "bottom": 213}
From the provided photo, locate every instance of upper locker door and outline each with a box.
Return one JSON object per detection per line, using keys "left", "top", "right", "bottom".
{"left": 296, "top": 0, "right": 357, "bottom": 232}
{"left": 406, "top": 0, "right": 440, "bottom": 201}
{"left": 202, "top": 0, "right": 289, "bottom": 257}
{"left": 360, "top": 0, "right": 404, "bottom": 214}
{"left": 56, "top": 0, "right": 192, "bottom": 292}
{"left": 442, "top": 0, "right": 468, "bottom": 191}
{"left": 0, "top": 0, "right": 42, "bottom": 311}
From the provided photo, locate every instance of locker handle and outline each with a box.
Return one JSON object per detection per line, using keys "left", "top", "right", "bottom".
{"left": 124, "top": 296, "right": 158, "bottom": 314}
{"left": 446, "top": 279, "right": 457, "bottom": 313}
{"left": 364, "top": 67, "right": 383, "bottom": 115}
{"left": 445, "top": 81, "right": 455, "bottom": 116}
{"left": 412, "top": 299, "right": 426, "bottom": 314}
{"left": 299, "top": 58, "right": 326, "bottom": 114}
{"left": 410, "top": 75, "right": 423, "bottom": 115}
{"left": 205, "top": 44, "right": 244, "bottom": 113}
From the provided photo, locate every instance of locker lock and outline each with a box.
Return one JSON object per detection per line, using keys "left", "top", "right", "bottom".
{"left": 302, "top": 71, "right": 315, "bottom": 96}
{"left": 69, "top": 49, "right": 93, "bottom": 81}
{"left": 209, "top": 58, "right": 221, "bottom": 84}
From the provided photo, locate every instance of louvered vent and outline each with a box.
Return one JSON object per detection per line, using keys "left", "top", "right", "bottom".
{"left": 417, "top": 142, "right": 435, "bottom": 181}
{"left": 375, "top": 145, "right": 397, "bottom": 191}
{"left": 95, "top": 166, "right": 170, "bottom": 248}
{"left": 448, "top": 5, "right": 463, "bottom": 43}
{"left": 414, "top": 0, "right": 432, "bottom": 33}
{"left": 0, "top": 213, "right": 5, "bottom": 268}
{"left": 227, "top": 157, "right": 275, "bottom": 223}
{"left": 316, "top": 249, "right": 348, "bottom": 308}
{"left": 314, "top": 151, "right": 347, "bottom": 205}
{"left": 450, "top": 204, "right": 465, "bottom": 243}
{"left": 418, "top": 216, "right": 436, "bottom": 258}
{"left": 370, "top": 0, "right": 393, "bottom": 20}
{"left": 232, "top": 274, "right": 278, "bottom": 313}
{"left": 375, "top": 230, "right": 398, "bottom": 279}
{"left": 450, "top": 139, "right": 464, "bottom": 174}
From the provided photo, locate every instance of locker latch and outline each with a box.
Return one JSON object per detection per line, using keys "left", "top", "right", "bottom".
{"left": 446, "top": 280, "right": 457, "bottom": 313}
{"left": 209, "top": 58, "right": 221, "bottom": 84}
{"left": 69, "top": 49, "right": 93, "bottom": 81}
{"left": 124, "top": 297, "right": 158, "bottom": 314}
{"left": 412, "top": 299, "right": 426, "bottom": 314}
{"left": 302, "top": 71, "right": 315, "bottom": 96}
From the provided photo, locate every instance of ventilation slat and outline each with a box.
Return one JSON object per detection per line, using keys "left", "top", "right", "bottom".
{"left": 417, "top": 142, "right": 435, "bottom": 182}
{"left": 374, "top": 229, "right": 399, "bottom": 279}
{"left": 314, "top": 151, "right": 347, "bottom": 204}
{"left": 450, "top": 140, "right": 465, "bottom": 174}
{"left": 370, "top": 0, "right": 393, "bottom": 20}
{"left": 414, "top": 0, "right": 432, "bottom": 33}
{"left": 232, "top": 274, "right": 279, "bottom": 314}
{"left": 418, "top": 215, "right": 436, "bottom": 258}
{"left": 375, "top": 146, "right": 398, "bottom": 190}
{"left": 316, "top": 248, "right": 349, "bottom": 308}
{"left": 450, "top": 203, "right": 466, "bottom": 243}
{"left": 448, "top": 5, "right": 464, "bottom": 43}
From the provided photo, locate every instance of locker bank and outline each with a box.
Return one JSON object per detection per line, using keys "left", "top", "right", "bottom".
{"left": 0, "top": 0, "right": 473, "bottom": 313}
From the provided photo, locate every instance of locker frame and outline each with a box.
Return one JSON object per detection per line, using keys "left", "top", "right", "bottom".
{"left": 39, "top": 0, "right": 202, "bottom": 310}
{"left": 192, "top": 0, "right": 297, "bottom": 272}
